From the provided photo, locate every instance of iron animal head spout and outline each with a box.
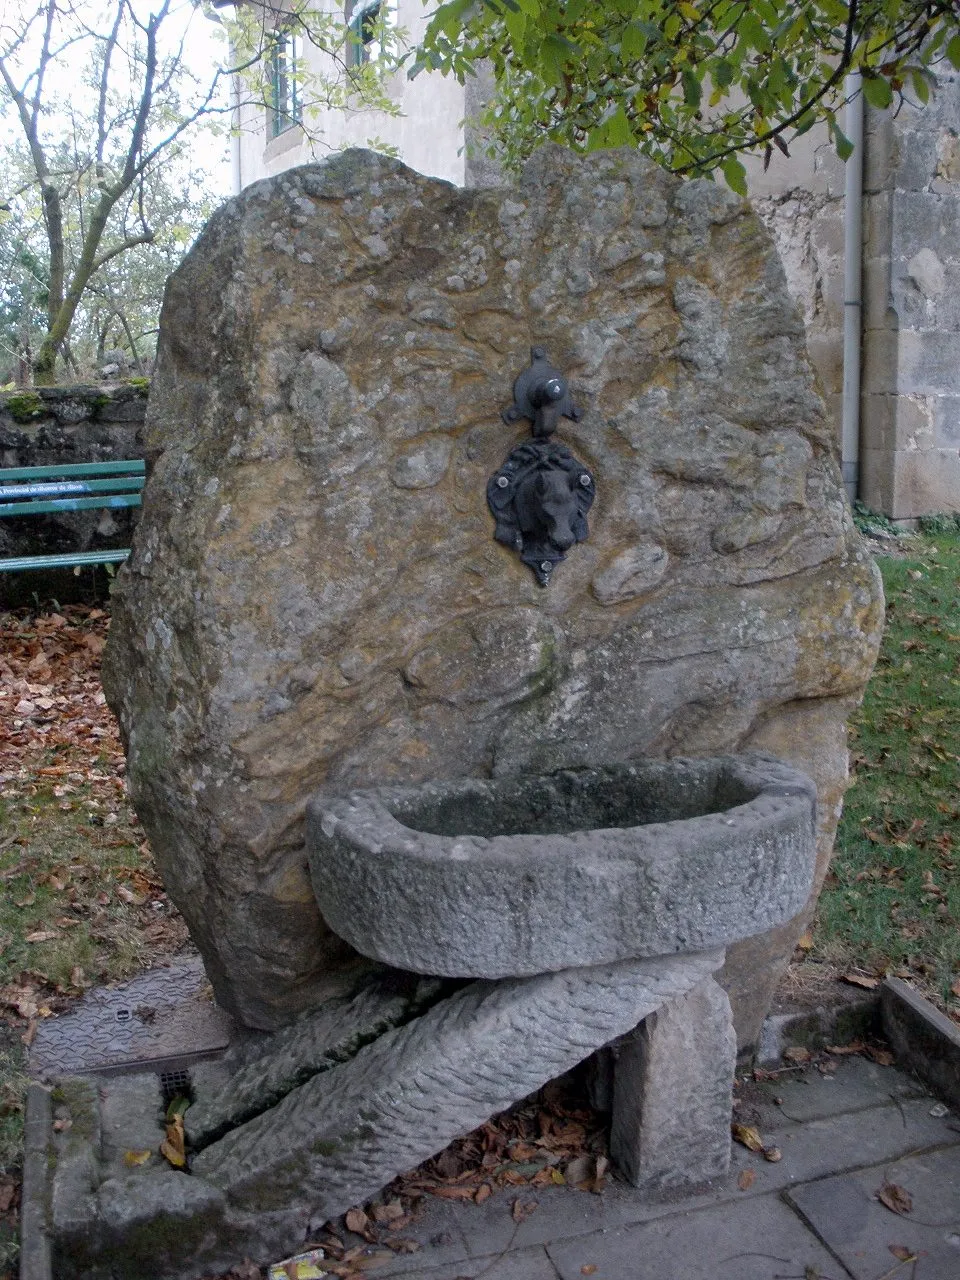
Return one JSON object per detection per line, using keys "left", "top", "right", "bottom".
{"left": 487, "top": 441, "right": 595, "bottom": 587}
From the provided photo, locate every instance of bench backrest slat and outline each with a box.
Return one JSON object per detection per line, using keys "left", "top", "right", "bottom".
{"left": 0, "top": 477, "right": 144, "bottom": 499}
{"left": 0, "top": 493, "right": 143, "bottom": 516}
{"left": 0, "top": 460, "right": 145, "bottom": 481}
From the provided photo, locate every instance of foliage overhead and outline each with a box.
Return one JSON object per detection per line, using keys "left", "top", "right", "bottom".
{"left": 413, "top": 0, "right": 960, "bottom": 190}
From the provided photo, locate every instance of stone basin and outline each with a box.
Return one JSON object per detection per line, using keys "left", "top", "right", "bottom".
{"left": 306, "top": 754, "right": 817, "bottom": 979}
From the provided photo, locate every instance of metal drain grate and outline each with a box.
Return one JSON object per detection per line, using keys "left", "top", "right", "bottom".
{"left": 29, "top": 959, "right": 234, "bottom": 1077}
{"left": 159, "top": 1069, "right": 193, "bottom": 1108}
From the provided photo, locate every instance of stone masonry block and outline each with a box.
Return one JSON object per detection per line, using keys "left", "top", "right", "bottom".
{"left": 187, "top": 973, "right": 445, "bottom": 1147}
{"left": 103, "top": 146, "right": 883, "bottom": 1044}
{"left": 610, "top": 976, "right": 737, "bottom": 1192}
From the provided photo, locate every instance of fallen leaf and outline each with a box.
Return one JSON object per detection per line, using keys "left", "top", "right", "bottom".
{"left": 427, "top": 1184, "right": 479, "bottom": 1200}
{"left": 866, "top": 1046, "right": 896, "bottom": 1067}
{"left": 842, "top": 973, "right": 880, "bottom": 990}
{"left": 783, "top": 1046, "right": 812, "bottom": 1063}
{"left": 763, "top": 1146, "right": 783, "bottom": 1163}
{"left": 581, "top": 1267, "right": 598, "bottom": 1276}
{"left": 124, "top": 1150, "right": 152, "bottom": 1167}
{"left": 370, "top": 1199, "right": 405, "bottom": 1224}
{"left": 160, "top": 1113, "right": 186, "bottom": 1169}
{"left": 53, "top": 1117, "right": 72, "bottom": 1133}
{"left": 951, "top": 978, "right": 960, "bottom": 999}
{"left": 474, "top": 1183, "right": 492, "bottom": 1205}
{"left": 888, "top": 1245, "right": 916, "bottom": 1262}
{"left": 385, "top": 1239, "right": 419, "bottom": 1254}
{"left": 511, "top": 1197, "right": 538, "bottom": 1223}
{"left": 590, "top": 1154, "right": 609, "bottom": 1194}
{"left": 731, "top": 1123, "right": 764, "bottom": 1152}
{"left": 877, "top": 1182, "right": 913, "bottom": 1215}
{"left": 344, "top": 1207, "right": 370, "bottom": 1236}
{"left": 24, "top": 930, "right": 58, "bottom": 943}
{"left": 737, "top": 1168, "right": 756, "bottom": 1191}
{"left": 796, "top": 931, "right": 814, "bottom": 951}
{"left": 14, "top": 892, "right": 36, "bottom": 908}
{"left": 0, "top": 1180, "right": 16, "bottom": 1213}
{"left": 826, "top": 1042, "right": 866, "bottom": 1056}
{"left": 564, "top": 1155, "right": 594, "bottom": 1187}
{"left": 21, "top": 1018, "right": 38, "bottom": 1047}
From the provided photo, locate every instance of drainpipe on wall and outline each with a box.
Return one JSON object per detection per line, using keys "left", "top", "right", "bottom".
{"left": 231, "top": 62, "right": 243, "bottom": 196}
{"left": 841, "top": 72, "right": 864, "bottom": 504}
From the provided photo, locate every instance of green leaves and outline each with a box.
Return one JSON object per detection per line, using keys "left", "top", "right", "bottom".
{"left": 721, "top": 155, "right": 747, "bottom": 195}
{"left": 861, "top": 72, "right": 893, "bottom": 109}
{"left": 416, "top": 0, "right": 960, "bottom": 188}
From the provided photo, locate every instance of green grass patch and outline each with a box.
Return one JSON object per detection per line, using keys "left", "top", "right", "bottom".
{"left": 815, "top": 530, "right": 960, "bottom": 1015}
{"left": 0, "top": 770, "right": 151, "bottom": 992}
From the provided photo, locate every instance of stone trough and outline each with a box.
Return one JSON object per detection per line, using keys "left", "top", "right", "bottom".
{"left": 35, "top": 754, "right": 817, "bottom": 1279}
{"left": 307, "top": 754, "right": 817, "bottom": 978}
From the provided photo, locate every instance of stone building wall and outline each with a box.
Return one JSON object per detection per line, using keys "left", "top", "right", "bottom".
{"left": 860, "top": 67, "right": 960, "bottom": 518}
{"left": 744, "top": 133, "right": 848, "bottom": 473}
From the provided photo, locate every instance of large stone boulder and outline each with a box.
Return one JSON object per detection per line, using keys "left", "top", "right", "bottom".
{"left": 103, "top": 146, "right": 883, "bottom": 1040}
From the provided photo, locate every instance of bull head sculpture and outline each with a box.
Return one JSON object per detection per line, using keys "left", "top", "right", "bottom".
{"left": 488, "top": 349, "right": 595, "bottom": 587}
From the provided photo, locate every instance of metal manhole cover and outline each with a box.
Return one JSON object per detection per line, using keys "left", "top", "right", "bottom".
{"left": 29, "top": 957, "right": 234, "bottom": 1077}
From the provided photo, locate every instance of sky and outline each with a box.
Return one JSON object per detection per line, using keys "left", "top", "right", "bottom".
{"left": 0, "top": 0, "right": 235, "bottom": 201}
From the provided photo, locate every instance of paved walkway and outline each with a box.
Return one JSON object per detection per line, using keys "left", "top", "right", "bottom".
{"left": 353, "top": 1055, "right": 960, "bottom": 1280}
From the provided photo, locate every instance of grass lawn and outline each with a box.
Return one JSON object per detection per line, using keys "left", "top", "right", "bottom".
{"left": 812, "top": 520, "right": 960, "bottom": 1020}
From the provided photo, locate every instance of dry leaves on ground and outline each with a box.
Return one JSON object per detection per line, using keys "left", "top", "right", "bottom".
{"left": 877, "top": 1182, "right": 913, "bottom": 1215}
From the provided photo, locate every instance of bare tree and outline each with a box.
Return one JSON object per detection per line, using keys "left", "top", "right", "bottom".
{"left": 0, "top": 0, "right": 244, "bottom": 381}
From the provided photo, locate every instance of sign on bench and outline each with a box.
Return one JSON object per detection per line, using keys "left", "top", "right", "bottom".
{"left": 0, "top": 460, "right": 145, "bottom": 573}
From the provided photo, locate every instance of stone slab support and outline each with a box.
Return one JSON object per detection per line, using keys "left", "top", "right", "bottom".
{"left": 611, "top": 975, "right": 737, "bottom": 1192}
{"left": 193, "top": 951, "right": 725, "bottom": 1226}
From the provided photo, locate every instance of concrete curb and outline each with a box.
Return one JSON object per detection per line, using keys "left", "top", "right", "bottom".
{"left": 755, "top": 992, "right": 881, "bottom": 1064}
{"left": 19, "top": 1084, "right": 52, "bottom": 1280}
{"left": 881, "top": 975, "right": 960, "bottom": 1108}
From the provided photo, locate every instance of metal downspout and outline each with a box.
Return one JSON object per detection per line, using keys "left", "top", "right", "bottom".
{"left": 232, "top": 71, "right": 243, "bottom": 196}
{"left": 842, "top": 72, "right": 864, "bottom": 504}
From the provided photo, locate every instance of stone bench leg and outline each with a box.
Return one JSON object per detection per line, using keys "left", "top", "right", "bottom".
{"left": 610, "top": 975, "right": 736, "bottom": 1192}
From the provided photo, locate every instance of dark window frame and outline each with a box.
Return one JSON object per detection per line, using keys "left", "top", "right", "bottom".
{"left": 268, "top": 27, "right": 303, "bottom": 138}
{"left": 346, "top": 0, "right": 383, "bottom": 70}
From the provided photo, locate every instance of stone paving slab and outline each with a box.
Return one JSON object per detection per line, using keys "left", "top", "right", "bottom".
{"left": 787, "top": 1146, "right": 960, "bottom": 1280}
{"left": 545, "top": 1191, "right": 839, "bottom": 1280}
{"left": 749, "top": 1056, "right": 926, "bottom": 1125}
{"left": 426, "top": 1096, "right": 960, "bottom": 1263}
{"left": 386, "top": 1245, "right": 560, "bottom": 1280}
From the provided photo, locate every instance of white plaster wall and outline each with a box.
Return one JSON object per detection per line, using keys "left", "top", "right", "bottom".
{"left": 235, "top": 0, "right": 467, "bottom": 190}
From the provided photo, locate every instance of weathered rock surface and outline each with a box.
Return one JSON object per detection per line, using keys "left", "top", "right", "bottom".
{"left": 306, "top": 755, "right": 817, "bottom": 977}
{"left": 186, "top": 970, "right": 448, "bottom": 1147}
{"left": 102, "top": 146, "right": 884, "bottom": 1038}
{"left": 193, "top": 950, "right": 724, "bottom": 1223}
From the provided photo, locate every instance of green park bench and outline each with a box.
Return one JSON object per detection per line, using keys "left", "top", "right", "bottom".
{"left": 0, "top": 459, "right": 145, "bottom": 572}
